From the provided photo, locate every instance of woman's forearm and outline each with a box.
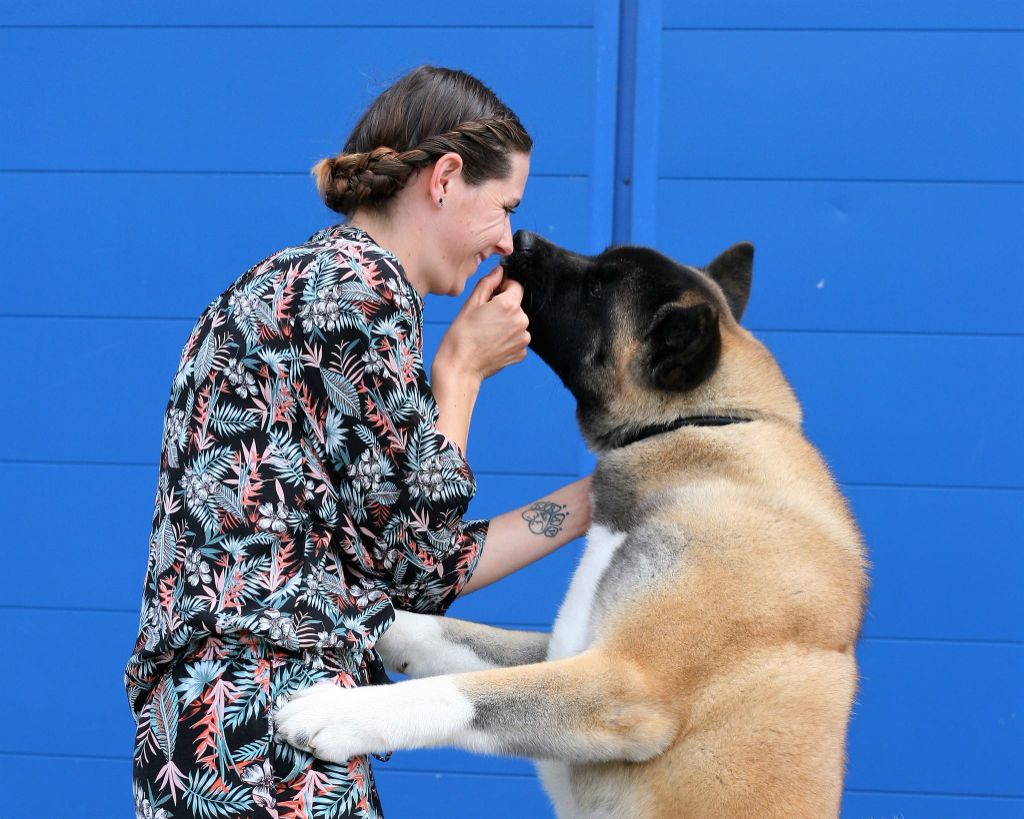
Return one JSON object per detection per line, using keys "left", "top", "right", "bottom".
{"left": 431, "top": 358, "right": 480, "bottom": 456}
{"left": 460, "top": 475, "right": 592, "bottom": 595}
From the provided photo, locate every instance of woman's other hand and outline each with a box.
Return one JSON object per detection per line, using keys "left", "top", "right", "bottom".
{"left": 433, "top": 266, "right": 530, "bottom": 387}
{"left": 430, "top": 266, "right": 530, "bottom": 454}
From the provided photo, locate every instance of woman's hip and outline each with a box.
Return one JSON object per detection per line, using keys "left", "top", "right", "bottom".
{"left": 131, "top": 631, "right": 385, "bottom": 818}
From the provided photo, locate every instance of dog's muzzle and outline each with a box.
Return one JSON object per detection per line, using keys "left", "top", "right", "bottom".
{"left": 514, "top": 230, "right": 537, "bottom": 253}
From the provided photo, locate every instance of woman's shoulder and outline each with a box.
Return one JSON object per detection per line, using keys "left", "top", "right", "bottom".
{"left": 293, "top": 224, "right": 423, "bottom": 331}
{"left": 196, "top": 224, "right": 421, "bottom": 336}
{"left": 292, "top": 224, "right": 420, "bottom": 315}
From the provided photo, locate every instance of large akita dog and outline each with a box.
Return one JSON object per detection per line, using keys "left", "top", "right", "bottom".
{"left": 276, "top": 232, "right": 869, "bottom": 817}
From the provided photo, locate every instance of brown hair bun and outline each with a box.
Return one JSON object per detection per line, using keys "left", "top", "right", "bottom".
{"left": 313, "top": 147, "right": 418, "bottom": 215}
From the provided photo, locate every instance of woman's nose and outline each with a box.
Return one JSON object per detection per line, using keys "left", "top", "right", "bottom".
{"left": 495, "top": 220, "right": 514, "bottom": 256}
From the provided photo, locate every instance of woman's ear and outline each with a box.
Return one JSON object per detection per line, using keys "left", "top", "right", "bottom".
{"left": 430, "top": 152, "right": 464, "bottom": 202}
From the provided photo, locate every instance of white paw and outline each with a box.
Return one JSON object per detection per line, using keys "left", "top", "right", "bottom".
{"left": 274, "top": 682, "right": 387, "bottom": 763}
{"left": 376, "top": 609, "right": 438, "bottom": 676}
{"left": 377, "top": 610, "right": 492, "bottom": 678}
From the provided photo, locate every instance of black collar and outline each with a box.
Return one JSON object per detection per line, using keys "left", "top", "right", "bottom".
{"left": 601, "top": 414, "right": 752, "bottom": 450}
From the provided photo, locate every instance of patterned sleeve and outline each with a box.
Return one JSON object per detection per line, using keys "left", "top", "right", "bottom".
{"left": 296, "top": 248, "right": 488, "bottom": 615}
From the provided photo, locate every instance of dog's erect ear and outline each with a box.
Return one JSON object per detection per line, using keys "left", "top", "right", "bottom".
{"left": 648, "top": 303, "right": 722, "bottom": 391}
{"left": 705, "top": 242, "right": 753, "bottom": 322}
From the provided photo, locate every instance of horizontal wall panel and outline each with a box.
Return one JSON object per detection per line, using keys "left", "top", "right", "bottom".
{"left": 657, "top": 31, "right": 1024, "bottom": 181}
{"left": 846, "top": 485, "right": 1022, "bottom": 642}
{"left": 2, "top": 609, "right": 142, "bottom": 757}
{"left": 5, "top": 605, "right": 1020, "bottom": 798}
{"left": 0, "top": 317, "right": 582, "bottom": 475}
{"left": 0, "top": 173, "right": 591, "bottom": 320}
{"left": 448, "top": 482, "right": 1024, "bottom": 645}
{"left": 6, "top": 319, "right": 1018, "bottom": 488}
{"left": 382, "top": 748, "right": 533, "bottom": 778}
{"left": 0, "top": 755, "right": 132, "bottom": 819}
{"left": 1, "top": 464, "right": 580, "bottom": 617}
{"left": 0, "top": 462, "right": 157, "bottom": 611}
{"left": 375, "top": 769, "right": 552, "bottom": 818}
{"left": 843, "top": 791, "right": 1024, "bottom": 819}
{"left": 663, "top": 1, "right": 1024, "bottom": 31}
{"left": 0, "top": 0, "right": 594, "bottom": 27}
{"left": 16, "top": 465, "right": 1019, "bottom": 643}
{"left": 6, "top": 754, "right": 1023, "bottom": 819}
{"left": 0, "top": 754, "right": 552, "bottom": 819}
{"left": 759, "top": 331, "right": 1023, "bottom": 488}
{"left": 0, "top": 28, "right": 594, "bottom": 175}
{"left": 846, "top": 640, "right": 1023, "bottom": 796}
{"left": 0, "top": 317, "right": 187, "bottom": 464}
{"left": 0, "top": 607, "right": 530, "bottom": 776}
{"left": 656, "top": 179, "right": 1024, "bottom": 335}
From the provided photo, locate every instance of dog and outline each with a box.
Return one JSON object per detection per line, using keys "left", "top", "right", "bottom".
{"left": 275, "top": 232, "right": 869, "bottom": 817}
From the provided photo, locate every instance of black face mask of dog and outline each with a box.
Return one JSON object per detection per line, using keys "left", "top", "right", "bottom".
{"left": 502, "top": 231, "right": 753, "bottom": 445}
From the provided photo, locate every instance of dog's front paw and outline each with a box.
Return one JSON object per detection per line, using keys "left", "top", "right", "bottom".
{"left": 274, "top": 681, "right": 387, "bottom": 763}
{"left": 376, "top": 609, "right": 434, "bottom": 676}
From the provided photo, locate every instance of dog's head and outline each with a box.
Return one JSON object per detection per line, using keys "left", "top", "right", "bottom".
{"left": 503, "top": 231, "right": 797, "bottom": 450}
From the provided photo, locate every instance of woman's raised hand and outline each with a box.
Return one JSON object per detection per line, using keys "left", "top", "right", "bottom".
{"left": 433, "top": 266, "right": 531, "bottom": 386}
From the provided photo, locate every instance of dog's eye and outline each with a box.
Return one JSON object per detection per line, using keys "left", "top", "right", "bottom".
{"left": 586, "top": 279, "right": 602, "bottom": 298}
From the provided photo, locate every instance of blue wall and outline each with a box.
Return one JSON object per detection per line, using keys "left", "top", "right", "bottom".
{"left": 1, "top": 2, "right": 1021, "bottom": 816}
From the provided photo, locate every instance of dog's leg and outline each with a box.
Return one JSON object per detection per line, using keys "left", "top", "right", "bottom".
{"left": 275, "top": 650, "right": 676, "bottom": 765}
{"left": 377, "top": 609, "right": 550, "bottom": 677}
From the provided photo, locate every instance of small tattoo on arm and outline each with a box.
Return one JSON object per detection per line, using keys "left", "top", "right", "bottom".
{"left": 522, "top": 501, "right": 569, "bottom": 538}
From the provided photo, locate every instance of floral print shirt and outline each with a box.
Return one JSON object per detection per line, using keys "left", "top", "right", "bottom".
{"left": 125, "top": 224, "right": 488, "bottom": 720}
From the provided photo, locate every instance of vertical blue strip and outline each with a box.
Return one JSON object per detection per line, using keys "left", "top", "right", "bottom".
{"left": 590, "top": 0, "right": 621, "bottom": 255}
{"left": 612, "top": 0, "right": 639, "bottom": 245}
{"left": 630, "top": 0, "right": 661, "bottom": 246}
{"left": 581, "top": 0, "right": 623, "bottom": 476}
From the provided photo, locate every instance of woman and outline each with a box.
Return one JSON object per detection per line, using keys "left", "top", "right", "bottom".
{"left": 126, "top": 65, "right": 591, "bottom": 818}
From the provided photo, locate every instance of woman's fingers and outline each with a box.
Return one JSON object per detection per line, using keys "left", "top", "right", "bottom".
{"left": 493, "top": 277, "right": 524, "bottom": 307}
{"left": 516, "top": 330, "right": 531, "bottom": 362}
{"left": 436, "top": 264, "right": 531, "bottom": 382}
{"left": 471, "top": 266, "right": 505, "bottom": 304}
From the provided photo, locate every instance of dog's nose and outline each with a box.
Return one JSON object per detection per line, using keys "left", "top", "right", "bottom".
{"left": 514, "top": 230, "right": 537, "bottom": 253}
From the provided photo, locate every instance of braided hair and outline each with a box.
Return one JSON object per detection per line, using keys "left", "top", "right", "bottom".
{"left": 313, "top": 66, "right": 532, "bottom": 216}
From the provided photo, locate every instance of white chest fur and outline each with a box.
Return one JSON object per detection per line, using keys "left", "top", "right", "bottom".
{"left": 547, "top": 523, "right": 627, "bottom": 661}
{"left": 540, "top": 523, "right": 628, "bottom": 818}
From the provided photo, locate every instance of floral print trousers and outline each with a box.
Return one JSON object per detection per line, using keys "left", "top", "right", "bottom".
{"left": 133, "top": 632, "right": 385, "bottom": 819}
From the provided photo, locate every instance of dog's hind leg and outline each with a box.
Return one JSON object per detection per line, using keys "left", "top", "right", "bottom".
{"left": 377, "top": 609, "right": 549, "bottom": 677}
{"left": 275, "top": 650, "right": 676, "bottom": 766}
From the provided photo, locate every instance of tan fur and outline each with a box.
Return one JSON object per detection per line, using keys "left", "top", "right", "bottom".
{"left": 460, "top": 653, "right": 678, "bottom": 763}
{"left": 568, "top": 296, "right": 868, "bottom": 816}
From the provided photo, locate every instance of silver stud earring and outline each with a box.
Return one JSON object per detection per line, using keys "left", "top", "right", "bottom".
{"left": 438, "top": 197, "right": 444, "bottom": 208}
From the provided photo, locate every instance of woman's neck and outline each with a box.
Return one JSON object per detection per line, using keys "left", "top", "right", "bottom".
{"left": 348, "top": 210, "right": 430, "bottom": 297}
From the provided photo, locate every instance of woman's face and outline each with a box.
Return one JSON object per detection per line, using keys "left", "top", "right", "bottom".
{"left": 431, "top": 151, "right": 531, "bottom": 296}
